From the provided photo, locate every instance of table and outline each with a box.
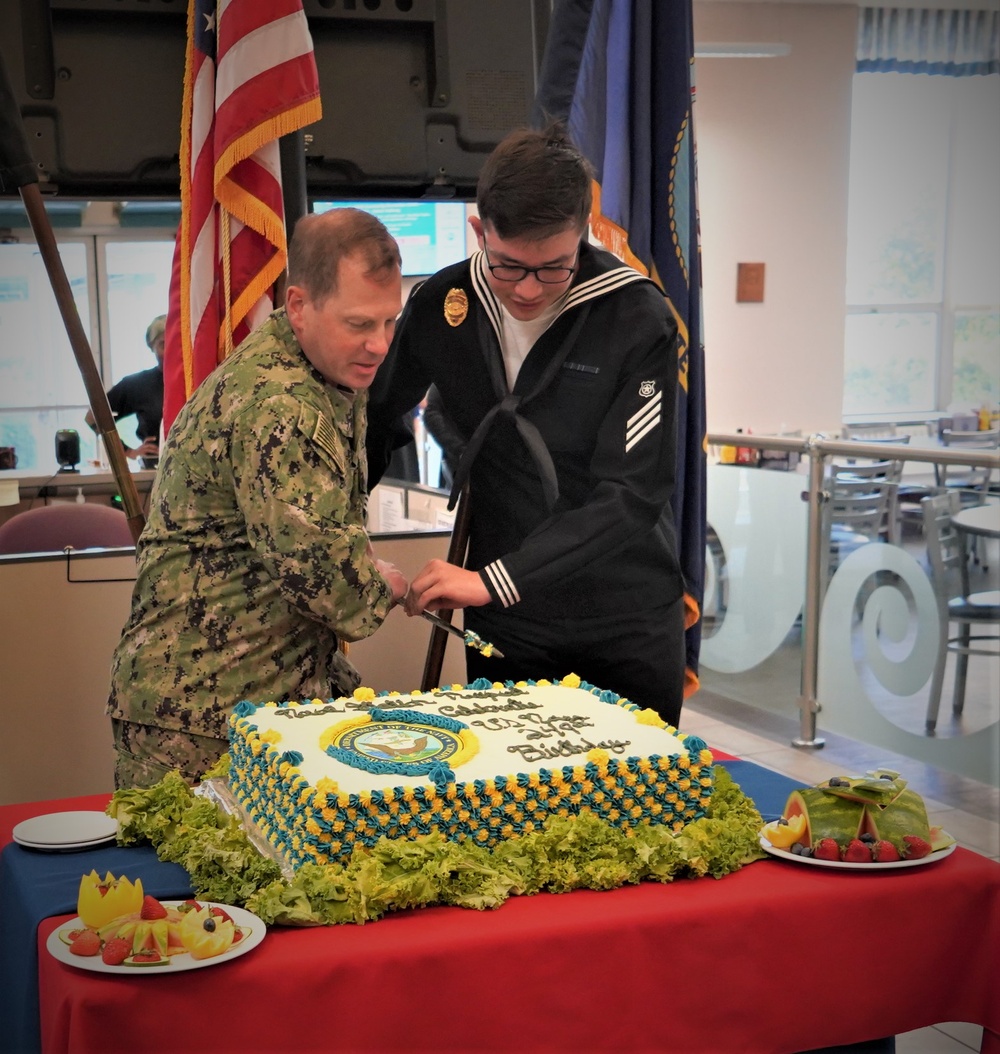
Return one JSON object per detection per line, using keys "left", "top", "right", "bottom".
{"left": 953, "top": 502, "right": 1000, "bottom": 540}
{"left": 3, "top": 765, "right": 999, "bottom": 1054}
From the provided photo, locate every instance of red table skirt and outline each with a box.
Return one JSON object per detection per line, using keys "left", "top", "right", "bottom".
{"left": 38, "top": 846, "right": 1000, "bottom": 1054}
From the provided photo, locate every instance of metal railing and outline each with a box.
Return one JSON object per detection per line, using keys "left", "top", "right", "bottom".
{"left": 705, "top": 431, "right": 999, "bottom": 749}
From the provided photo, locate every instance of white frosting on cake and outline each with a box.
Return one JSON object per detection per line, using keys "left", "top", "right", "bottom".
{"left": 246, "top": 683, "right": 690, "bottom": 796}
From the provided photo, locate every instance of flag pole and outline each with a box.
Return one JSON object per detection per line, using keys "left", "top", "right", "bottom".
{"left": 0, "top": 51, "right": 145, "bottom": 542}
{"left": 420, "top": 484, "right": 472, "bottom": 691}
{"left": 17, "top": 184, "right": 146, "bottom": 542}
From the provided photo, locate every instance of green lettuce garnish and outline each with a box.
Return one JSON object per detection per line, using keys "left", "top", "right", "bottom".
{"left": 108, "top": 770, "right": 199, "bottom": 847}
{"left": 106, "top": 764, "right": 765, "bottom": 926}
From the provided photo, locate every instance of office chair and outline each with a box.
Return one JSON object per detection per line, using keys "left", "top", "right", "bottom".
{"left": 0, "top": 503, "right": 135, "bottom": 555}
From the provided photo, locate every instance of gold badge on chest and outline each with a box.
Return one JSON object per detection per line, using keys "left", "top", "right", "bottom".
{"left": 443, "top": 288, "right": 469, "bottom": 327}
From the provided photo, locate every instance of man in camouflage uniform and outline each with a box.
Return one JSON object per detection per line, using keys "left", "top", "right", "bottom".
{"left": 108, "top": 209, "right": 408, "bottom": 789}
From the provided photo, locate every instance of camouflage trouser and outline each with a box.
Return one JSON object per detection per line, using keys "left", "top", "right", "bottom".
{"left": 111, "top": 718, "right": 228, "bottom": 790}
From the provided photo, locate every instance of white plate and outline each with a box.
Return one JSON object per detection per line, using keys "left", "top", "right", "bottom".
{"left": 47, "top": 901, "right": 265, "bottom": 974}
{"left": 12, "top": 811, "right": 117, "bottom": 848}
{"left": 14, "top": 833, "right": 118, "bottom": 852}
{"left": 759, "top": 834, "right": 957, "bottom": 870}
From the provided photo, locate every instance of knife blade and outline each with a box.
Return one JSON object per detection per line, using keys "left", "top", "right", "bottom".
{"left": 420, "top": 610, "right": 505, "bottom": 659}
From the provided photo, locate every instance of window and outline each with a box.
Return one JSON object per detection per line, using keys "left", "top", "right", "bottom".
{"left": 0, "top": 225, "right": 174, "bottom": 471}
{"left": 844, "top": 71, "right": 1000, "bottom": 419}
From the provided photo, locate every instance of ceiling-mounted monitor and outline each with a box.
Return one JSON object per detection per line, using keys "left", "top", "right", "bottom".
{"left": 0, "top": 0, "right": 548, "bottom": 201}
{"left": 313, "top": 200, "right": 468, "bottom": 277}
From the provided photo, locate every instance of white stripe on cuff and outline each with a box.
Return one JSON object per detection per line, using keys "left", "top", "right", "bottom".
{"left": 483, "top": 560, "right": 520, "bottom": 607}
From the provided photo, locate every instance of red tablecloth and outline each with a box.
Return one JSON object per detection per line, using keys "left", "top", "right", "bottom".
{"left": 35, "top": 845, "right": 1000, "bottom": 1054}
{"left": 10, "top": 779, "right": 1000, "bottom": 1054}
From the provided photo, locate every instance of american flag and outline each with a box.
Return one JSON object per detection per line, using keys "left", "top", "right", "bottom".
{"left": 163, "top": 0, "right": 323, "bottom": 434}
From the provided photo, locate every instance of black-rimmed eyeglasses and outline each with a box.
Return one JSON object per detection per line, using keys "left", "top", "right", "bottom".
{"left": 482, "top": 242, "right": 578, "bottom": 284}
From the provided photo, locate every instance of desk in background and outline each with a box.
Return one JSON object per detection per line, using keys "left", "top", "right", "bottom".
{"left": 2, "top": 763, "right": 998, "bottom": 1054}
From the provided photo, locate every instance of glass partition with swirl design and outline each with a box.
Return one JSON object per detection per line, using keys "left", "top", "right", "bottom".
{"left": 700, "top": 463, "right": 999, "bottom": 788}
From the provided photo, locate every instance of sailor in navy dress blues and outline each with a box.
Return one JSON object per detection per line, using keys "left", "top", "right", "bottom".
{"left": 367, "top": 126, "right": 687, "bottom": 726}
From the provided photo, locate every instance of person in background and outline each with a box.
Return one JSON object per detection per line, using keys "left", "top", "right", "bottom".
{"left": 85, "top": 314, "right": 165, "bottom": 469}
{"left": 366, "top": 125, "right": 688, "bottom": 726}
{"left": 108, "top": 208, "right": 408, "bottom": 789}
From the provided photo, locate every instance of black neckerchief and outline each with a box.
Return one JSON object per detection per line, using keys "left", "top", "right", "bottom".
{"left": 447, "top": 245, "right": 651, "bottom": 511}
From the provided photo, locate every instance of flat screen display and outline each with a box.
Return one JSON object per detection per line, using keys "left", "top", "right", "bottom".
{"left": 313, "top": 200, "right": 469, "bottom": 277}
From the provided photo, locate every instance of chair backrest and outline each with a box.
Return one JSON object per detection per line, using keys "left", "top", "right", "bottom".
{"left": 825, "top": 475, "right": 893, "bottom": 542}
{"left": 846, "top": 433, "right": 911, "bottom": 447}
{"left": 936, "top": 429, "right": 999, "bottom": 490}
{"left": 832, "top": 459, "right": 903, "bottom": 484}
{"left": 0, "top": 503, "right": 135, "bottom": 555}
{"left": 921, "top": 491, "right": 966, "bottom": 601}
{"left": 841, "top": 422, "right": 898, "bottom": 440}
{"left": 941, "top": 428, "right": 999, "bottom": 447}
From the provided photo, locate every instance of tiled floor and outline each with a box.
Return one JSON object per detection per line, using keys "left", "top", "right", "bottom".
{"left": 683, "top": 688, "right": 997, "bottom": 1053}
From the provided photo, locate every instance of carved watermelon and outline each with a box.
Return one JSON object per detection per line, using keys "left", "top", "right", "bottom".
{"left": 784, "top": 788, "right": 865, "bottom": 846}
{"left": 821, "top": 773, "right": 908, "bottom": 806}
{"left": 865, "top": 789, "right": 930, "bottom": 846}
{"left": 782, "top": 779, "right": 934, "bottom": 857}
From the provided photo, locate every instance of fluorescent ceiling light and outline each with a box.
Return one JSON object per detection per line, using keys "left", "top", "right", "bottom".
{"left": 695, "top": 42, "right": 791, "bottom": 58}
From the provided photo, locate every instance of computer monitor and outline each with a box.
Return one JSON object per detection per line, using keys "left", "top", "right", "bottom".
{"left": 313, "top": 200, "right": 469, "bottom": 277}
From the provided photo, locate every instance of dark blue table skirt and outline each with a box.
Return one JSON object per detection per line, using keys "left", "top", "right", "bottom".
{"left": 0, "top": 760, "right": 797, "bottom": 1054}
{"left": 0, "top": 845, "right": 193, "bottom": 1054}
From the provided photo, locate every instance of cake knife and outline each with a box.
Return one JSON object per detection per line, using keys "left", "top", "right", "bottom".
{"left": 420, "top": 610, "right": 505, "bottom": 659}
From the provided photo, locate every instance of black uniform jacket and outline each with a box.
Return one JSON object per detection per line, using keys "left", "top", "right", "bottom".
{"left": 367, "top": 242, "right": 686, "bottom": 622}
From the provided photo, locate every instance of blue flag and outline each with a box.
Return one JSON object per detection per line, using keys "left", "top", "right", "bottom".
{"left": 534, "top": 0, "right": 707, "bottom": 696}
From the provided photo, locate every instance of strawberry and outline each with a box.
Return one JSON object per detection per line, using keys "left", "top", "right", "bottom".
{"left": 873, "top": 840, "right": 901, "bottom": 863}
{"left": 842, "top": 838, "right": 872, "bottom": 863}
{"left": 210, "top": 906, "right": 233, "bottom": 924}
{"left": 813, "top": 838, "right": 840, "bottom": 861}
{"left": 179, "top": 899, "right": 202, "bottom": 914}
{"left": 66, "top": 928, "right": 88, "bottom": 943}
{"left": 69, "top": 930, "right": 102, "bottom": 957}
{"left": 139, "top": 895, "right": 168, "bottom": 920}
{"left": 233, "top": 928, "right": 244, "bottom": 944}
{"left": 101, "top": 937, "right": 131, "bottom": 966}
{"left": 903, "top": 835, "right": 932, "bottom": 860}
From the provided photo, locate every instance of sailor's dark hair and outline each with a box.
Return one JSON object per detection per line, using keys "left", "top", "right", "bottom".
{"left": 476, "top": 123, "right": 593, "bottom": 241}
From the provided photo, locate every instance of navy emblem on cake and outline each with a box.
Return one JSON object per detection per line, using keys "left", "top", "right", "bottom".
{"left": 320, "top": 707, "right": 479, "bottom": 784}
{"left": 342, "top": 722, "right": 461, "bottom": 764}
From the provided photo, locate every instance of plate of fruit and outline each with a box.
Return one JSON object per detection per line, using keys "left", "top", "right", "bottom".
{"left": 758, "top": 769, "right": 958, "bottom": 870}
{"left": 47, "top": 892, "right": 265, "bottom": 974}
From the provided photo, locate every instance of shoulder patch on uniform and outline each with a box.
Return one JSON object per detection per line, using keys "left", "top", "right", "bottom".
{"left": 298, "top": 405, "right": 344, "bottom": 472}
{"left": 639, "top": 380, "right": 656, "bottom": 397}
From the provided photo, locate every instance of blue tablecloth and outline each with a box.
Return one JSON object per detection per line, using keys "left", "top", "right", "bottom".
{"left": 0, "top": 760, "right": 796, "bottom": 1054}
{"left": 717, "top": 759, "right": 793, "bottom": 821}
{"left": 0, "top": 844, "right": 193, "bottom": 1054}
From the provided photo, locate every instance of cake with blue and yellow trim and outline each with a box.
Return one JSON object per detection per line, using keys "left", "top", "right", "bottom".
{"left": 227, "top": 674, "right": 714, "bottom": 869}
